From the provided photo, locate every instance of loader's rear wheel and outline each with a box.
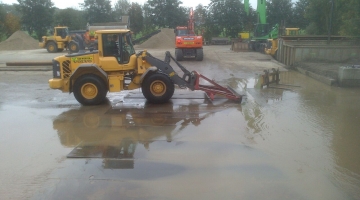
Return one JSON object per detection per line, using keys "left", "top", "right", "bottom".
{"left": 142, "top": 73, "right": 174, "bottom": 104}
{"left": 73, "top": 74, "right": 108, "bottom": 106}
{"left": 175, "top": 49, "right": 183, "bottom": 61}
{"left": 196, "top": 49, "right": 203, "bottom": 61}
{"left": 69, "top": 41, "right": 79, "bottom": 53}
{"left": 46, "top": 41, "right": 57, "bottom": 53}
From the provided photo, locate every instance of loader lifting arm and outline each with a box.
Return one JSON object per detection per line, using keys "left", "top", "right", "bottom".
{"left": 143, "top": 51, "right": 242, "bottom": 102}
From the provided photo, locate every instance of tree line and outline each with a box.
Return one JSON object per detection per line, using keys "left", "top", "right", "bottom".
{"left": 0, "top": 0, "right": 359, "bottom": 42}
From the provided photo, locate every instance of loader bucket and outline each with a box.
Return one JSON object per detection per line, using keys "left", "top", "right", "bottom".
{"left": 192, "top": 71, "right": 242, "bottom": 102}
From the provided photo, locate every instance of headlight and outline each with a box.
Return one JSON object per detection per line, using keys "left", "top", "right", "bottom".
{"left": 52, "top": 59, "right": 61, "bottom": 78}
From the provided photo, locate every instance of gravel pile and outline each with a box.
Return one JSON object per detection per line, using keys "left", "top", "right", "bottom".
{"left": 137, "top": 28, "right": 175, "bottom": 49}
{"left": 0, "top": 31, "right": 39, "bottom": 51}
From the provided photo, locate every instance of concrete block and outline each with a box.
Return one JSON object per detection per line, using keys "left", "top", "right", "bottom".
{"left": 296, "top": 67, "right": 336, "bottom": 86}
{"left": 338, "top": 66, "right": 360, "bottom": 87}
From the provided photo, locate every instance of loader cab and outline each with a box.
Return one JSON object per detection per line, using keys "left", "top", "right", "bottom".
{"left": 54, "top": 27, "right": 69, "bottom": 40}
{"left": 97, "top": 30, "right": 136, "bottom": 71}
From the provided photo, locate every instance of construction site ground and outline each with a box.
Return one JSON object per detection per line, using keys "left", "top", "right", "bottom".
{"left": 1, "top": 31, "right": 360, "bottom": 199}
{"left": 292, "top": 59, "right": 360, "bottom": 86}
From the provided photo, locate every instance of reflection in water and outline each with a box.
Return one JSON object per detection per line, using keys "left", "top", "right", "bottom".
{"left": 231, "top": 70, "right": 360, "bottom": 199}
{"left": 53, "top": 100, "right": 235, "bottom": 169}
{"left": 229, "top": 72, "right": 296, "bottom": 135}
{"left": 50, "top": 70, "right": 360, "bottom": 198}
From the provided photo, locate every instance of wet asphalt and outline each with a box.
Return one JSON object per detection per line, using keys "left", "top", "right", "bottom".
{"left": 0, "top": 46, "right": 360, "bottom": 200}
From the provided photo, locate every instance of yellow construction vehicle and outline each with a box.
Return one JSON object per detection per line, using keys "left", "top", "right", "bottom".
{"left": 39, "top": 26, "right": 80, "bottom": 53}
{"left": 265, "top": 28, "right": 300, "bottom": 57}
{"left": 49, "top": 29, "right": 242, "bottom": 105}
{"left": 40, "top": 20, "right": 130, "bottom": 53}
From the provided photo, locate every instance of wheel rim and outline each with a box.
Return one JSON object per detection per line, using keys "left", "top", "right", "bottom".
{"left": 150, "top": 80, "right": 166, "bottom": 96}
{"left": 70, "top": 44, "right": 77, "bottom": 51}
{"left": 83, "top": 112, "right": 100, "bottom": 129}
{"left": 81, "top": 83, "right": 98, "bottom": 99}
{"left": 151, "top": 115, "right": 167, "bottom": 125}
{"left": 49, "top": 44, "right": 54, "bottom": 51}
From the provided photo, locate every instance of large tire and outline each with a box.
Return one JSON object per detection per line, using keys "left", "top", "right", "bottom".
{"left": 196, "top": 49, "right": 203, "bottom": 61}
{"left": 69, "top": 41, "right": 79, "bottom": 53}
{"left": 73, "top": 74, "right": 108, "bottom": 106}
{"left": 254, "top": 42, "right": 261, "bottom": 52}
{"left": 141, "top": 73, "right": 175, "bottom": 104}
{"left": 260, "top": 43, "right": 266, "bottom": 53}
{"left": 248, "top": 41, "right": 256, "bottom": 51}
{"left": 175, "top": 49, "right": 183, "bottom": 61}
{"left": 46, "top": 41, "right": 58, "bottom": 53}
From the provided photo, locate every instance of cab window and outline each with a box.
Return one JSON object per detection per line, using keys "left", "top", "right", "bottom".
{"left": 102, "top": 33, "right": 134, "bottom": 64}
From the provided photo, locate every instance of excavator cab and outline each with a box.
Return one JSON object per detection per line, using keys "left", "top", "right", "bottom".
{"left": 253, "top": 23, "right": 270, "bottom": 38}
{"left": 175, "top": 28, "right": 189, "bottom": 36}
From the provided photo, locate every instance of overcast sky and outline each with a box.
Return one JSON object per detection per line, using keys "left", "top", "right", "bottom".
{"left": 1, "top": 0, "right": 258, "bottom": 10}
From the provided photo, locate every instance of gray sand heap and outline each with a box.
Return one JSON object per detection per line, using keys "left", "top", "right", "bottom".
{"left": 0, "top": 31, "right": 39, "bottom": 51}
{"left": 137, "top": 28, "right": 175, "bottom": 49}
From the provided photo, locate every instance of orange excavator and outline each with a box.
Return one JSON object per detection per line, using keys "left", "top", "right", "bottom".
{"left": 174, "top": 8, "right": 203, "bottom": 61}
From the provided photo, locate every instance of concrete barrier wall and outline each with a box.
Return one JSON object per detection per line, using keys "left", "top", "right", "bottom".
{"left": 277, "top": 39, "right": 360, "bottom": 66}
{"left": 231, "top": 41, "right": 249, "bottom": 51}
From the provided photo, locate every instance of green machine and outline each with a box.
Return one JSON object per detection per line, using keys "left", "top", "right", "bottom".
{"left": 245, "top": 0, "right": 279, "bottom": 52}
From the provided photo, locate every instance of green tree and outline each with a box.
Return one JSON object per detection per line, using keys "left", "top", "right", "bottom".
{"left": 113, "top": 0, "right": 131, "bottom": 21}
{"left": 81, "top": 0, "right": 113, "bottom": 24}
{"left": 266, "top": 0, "right": 294, "bottom": 27}
{"left": 207, "top": 0, "right": 246, "bottom": 38}
{"left": 146, "top": 0, "right": 187, "bottom": 28}
{"left": 54, "top": 8, "right": 86, "bottom": 30}
{"left": 194, "top": 4, "right": 207, "bottom": 36}
{"left": 338, "top": 0, "right": 360, "bottom": 36}
{"left": 128, "top": 2, "right": 143, "bottom": 34}
{"left": 292, "top": 0, "right": 309, "bottom": 29}
{"left": 4, "top": 13, "right": 21, "bottom": 37}
{"left": 16, "top": 0, "right": 55, "bottom": 40}
{"left": 224, "top": 0, "right": 246, "bottom": 37}
{"left": 142, "top": 3, "right": 157, "bottom": 34}
{"left": 0, "top": 4, "right": 6, "bottom": 40}
{"left": 2, "top": 3, "right": 22, "bottom": 17}
{"left": 305, "top": 0, "right": 340, "bottom": 35}
{"left": 245, "top": 4, "right": 257, "bottom": 31}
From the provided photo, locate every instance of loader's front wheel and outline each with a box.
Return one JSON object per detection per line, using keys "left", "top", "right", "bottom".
{"left": 73, "top": 74, "right": 108, "bottom": 106}
{"left": 142, "top": 73, "right": 174, "bottom": 104}
{"left": 46, "top": 41, "right": 58, "bottom": 53}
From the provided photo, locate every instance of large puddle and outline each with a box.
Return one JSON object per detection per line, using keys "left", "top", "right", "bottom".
{"left": 1, "top": 71, "right": 360, "bottom": 199}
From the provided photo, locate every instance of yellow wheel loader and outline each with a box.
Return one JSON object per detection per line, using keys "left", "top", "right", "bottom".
{"left": 39, "top": 27, "right": 72, "bottom": 53}
{"left": 49, "top": 29, "right": 242, "bottom": 105}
